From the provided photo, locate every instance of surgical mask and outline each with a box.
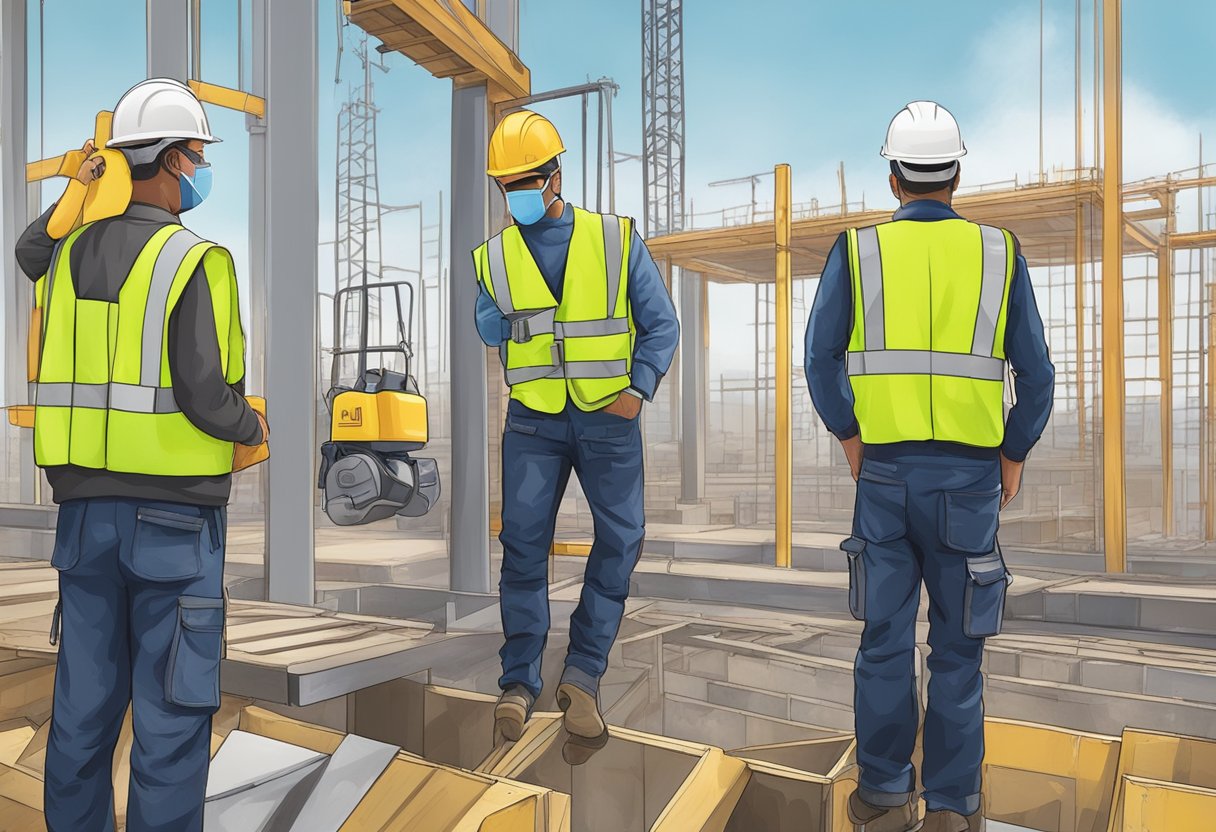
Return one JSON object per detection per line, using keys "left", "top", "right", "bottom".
{"left": 505, "top": 173, "right": 557, "bottom": 225}
{"left": 178, "top": 164, "right": 213, "bottom": 212}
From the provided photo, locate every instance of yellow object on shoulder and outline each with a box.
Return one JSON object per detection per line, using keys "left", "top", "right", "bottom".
{"left": 46, "top": 149, "right": 133, "bottom": 240}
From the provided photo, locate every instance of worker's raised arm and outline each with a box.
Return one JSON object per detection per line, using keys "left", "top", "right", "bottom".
{"left": 623, "top": 227, "right": 679, "bottom": 401}
{"left": 999, "top": 250, "right": 1055, "bottom": 463}
{"left": 805, "top": 232, "right": 860, "bottom": 441}
{"left": 15, "top": 204, "right": 58, "bottom": 281}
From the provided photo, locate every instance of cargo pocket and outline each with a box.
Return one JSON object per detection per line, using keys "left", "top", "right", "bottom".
{"left": 853, "top": 470, "right": 907, "bottom": 544}
{"left": 578, "top": 420, "right": 639, "bottom": 457}
{"left": 165, "top": 596, "right": 225, "bottom": 709}
{"left": 127, "top": 507, "right": 205, "bottom": 582}
{"left": 943, "top": 486, "right": 1001, "bottom": 554}
{"left": 840, "top": 536, "right": 867, "bottom": 621}
{"left": 963, "top": 545, "right": 1011, "bottom": 639}
{"left": 50, "top": 501, "right": 87, "bottom": 572}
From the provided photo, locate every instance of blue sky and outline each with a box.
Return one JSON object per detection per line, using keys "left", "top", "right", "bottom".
{"left": 12, "top": 0, "right": 1216, "bottom": 379}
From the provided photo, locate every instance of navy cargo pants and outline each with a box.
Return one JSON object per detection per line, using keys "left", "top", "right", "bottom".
{"left": 843, "top": 453, "right": 1010, "bottom": 817}
{"left": 497, "top": 399, "right": 646, "bottom": 699}
{"left": 44, "top": 497, "right": 226, "bottom": 832}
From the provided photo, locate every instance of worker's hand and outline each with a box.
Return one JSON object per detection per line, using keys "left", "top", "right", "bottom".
{"left": 601, "top": 391, "right": 642, "bottom": 420}
{"left": 840, "top": 435, "right": 864, "bottom": 481}
{"left": 243, "top": 411, "right": 270, "bottom": 446}
{"left": 999, "top": 452, "right": 1024, "bottom": 509}
{"left": 75, "top": 140, "right": 105, "bottom": 184}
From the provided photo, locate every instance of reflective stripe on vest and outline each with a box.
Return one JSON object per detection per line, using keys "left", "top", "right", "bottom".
{"left": 34, "top": 222, "right": 244, "bottom": 475}
{"left": 845, "top": 218, "right": 1014, "bottom": 447}
{"left": 476, "top": 207, "right": 634, "bottom": 413}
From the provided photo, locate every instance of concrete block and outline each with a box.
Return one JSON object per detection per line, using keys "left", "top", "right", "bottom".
{"left": 1075, "top": 594, "right": 1141, "bottom": 630}
{"left": 789, "top": 695, "right": 854, "bottom": 732}
{"left": 1017, "top": 654, "right": 1079, "bottom": 686}
{"left": 1144, "top": 666, "right": 1216, "bottom": 705}
{"left": 1139, "top": 599, "right": 1216, "bottom": 636}
{"left": 664, "top": 671, "right": 709, "bottom": 701}
{"left": 1043, "top": 592, "right": 1077, "bottom": 624}
{"left": 1079, "top": 660, "right": 1145, "bottom": 695}
{"left": 706, "top": 681, "right": 789, "bottom": 720}
{"left": 984, "top": 649, "right": 1020, "bottom": 678}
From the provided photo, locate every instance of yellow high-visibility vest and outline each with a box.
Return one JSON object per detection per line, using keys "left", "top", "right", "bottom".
{"left": 845, "top": 218, "right": 1015, "bottom": 447}
{"left": 474, "top": 206, "right": 634, "bottom": 413}
{"left": 33, "top": 222, "right": 246, "bottom": 475}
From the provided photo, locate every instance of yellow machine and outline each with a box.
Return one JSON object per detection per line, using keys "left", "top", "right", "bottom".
{"left": 319, "top": 280, "right": 440, "bottom": 525}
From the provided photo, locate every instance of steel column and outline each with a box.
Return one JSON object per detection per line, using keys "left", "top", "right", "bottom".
{"left": 146, "top": 0, "right": 190, "bottom": 80}
{"left": 679, "top": 271, "right": 705, "bottom": 503}
{"left": 1, "top": 2, "right": 34, "bottom": 503}
{"left": 448, "top": 82, "right": 491, "bottom": 594}
{"left": 1100, "top": 0, "right": 1127, "bottom": 571}
{"left": 1158, "top": 234, "right": 1174, "bottom": 537}
{"left": 263, "top": 0, "right": 319, "bottom": 605}
{"left": 774, "top": 164, "right": 792, "bottom": 568}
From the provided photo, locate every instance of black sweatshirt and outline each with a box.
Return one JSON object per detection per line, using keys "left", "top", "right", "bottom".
{"left": 15, "top": 202, "right": 262, "bottom": 506}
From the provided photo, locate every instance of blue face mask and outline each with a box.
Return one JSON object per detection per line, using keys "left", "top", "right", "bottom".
{"left": 505, "top": 173, "right": 556, "bottom": 225}
{"left": 179, "top": 164, "right": 213, "bottom": 212}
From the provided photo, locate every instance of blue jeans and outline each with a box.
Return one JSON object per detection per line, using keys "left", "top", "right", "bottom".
{"left": 497, "top": 399, "right": 646, "bottom": 699}
{"left": 44, "top": 497, "right": 227, "bottom": 832}
{"left": 844, "top": 453, "right": 1009, "bottom": 817}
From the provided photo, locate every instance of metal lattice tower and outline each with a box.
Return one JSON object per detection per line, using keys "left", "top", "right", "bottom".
{"left": 335, "top": 37, "right": 384, "bottom": 379}
{"left": 641, "top": 0, "right": 686, "bottom": 237}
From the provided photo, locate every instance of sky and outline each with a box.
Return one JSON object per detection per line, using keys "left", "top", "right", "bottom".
{"left": 8, "top": 0, "right": 1216, "bottom": 383}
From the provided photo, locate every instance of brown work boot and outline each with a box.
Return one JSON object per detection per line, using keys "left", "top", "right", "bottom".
{"left": 922, "top": 809, "right": 984, "bottom": 832}
{"left": 848, "top": 789, "right": 922, "bottom": 832}
{"left": 493, "top": 684, "right": 535, "bottom": 743}
{"left": 555, "top": 681, "right": 608, "bottom": 745}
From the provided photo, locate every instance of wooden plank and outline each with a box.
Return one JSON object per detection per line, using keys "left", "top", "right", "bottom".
{"left": 347, "top": 0, "right": 529, "bottom": 99}
{"left": 237, "top": 705, "right": 346, "bottom": 755}
{"left": 232, "top": 625, "right": 382, "bottom": 656}
{"left": 340, "top": 760, "right": 436, "bottom": 832}
{"left": 652, "top": 747, "right": 750, "bottom": 832}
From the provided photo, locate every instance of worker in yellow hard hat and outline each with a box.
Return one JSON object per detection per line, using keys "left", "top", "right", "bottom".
{"left": 472, "top": 110, "right": 679, "bottom": 761}
{"left": 13, "top": 78, "right": 267, "bottom": 832}
{"left": 805, "top": 102, "right": 1055, "bottom": 832}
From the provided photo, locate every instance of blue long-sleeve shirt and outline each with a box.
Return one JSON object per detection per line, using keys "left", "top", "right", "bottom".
{"left": 804, "top": 199, "right": 1054, "bottom": 462}
{"left": 474, "top": 202, "right": 679, "bottom": 401}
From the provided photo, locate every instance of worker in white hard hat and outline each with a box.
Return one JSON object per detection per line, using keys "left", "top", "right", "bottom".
{"left": 805, "top": 101, "right": 1054, "bottom": 832}
{"left": 15, "top": 78, "right": 267, "bottom": 832}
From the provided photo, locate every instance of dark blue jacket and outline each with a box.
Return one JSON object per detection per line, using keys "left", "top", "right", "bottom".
{"left": 804, "top": 199, "right": 1054, "bottom": 462}
{"left": 474, "top": 202, "right": 679, "bottom": 401}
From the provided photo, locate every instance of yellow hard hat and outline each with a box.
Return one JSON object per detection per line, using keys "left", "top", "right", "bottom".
{"left": 487, "top": 110, "right": 565, "bottom": 178}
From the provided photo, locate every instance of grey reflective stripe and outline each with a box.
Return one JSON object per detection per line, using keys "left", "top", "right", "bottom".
{"left": 972, "top": 225, "right": 1009, "bottom": 356}
{"left": 31, "top": 382, "right": 181, "bottom": 413}
{"left": 503, "top": 357, "right": 629, "bottom": 386}
{"left": 556, "top": 318, "right": 631, "bottom": 338}
{"left": 564, "top": 358, "right": 629, "bottom": 379}
{"left": 603, "top": 214, "right": 623, "bottom": 317}
{"left": 109, "top": 382, "right": 180, "bottom": 414}
{"left": 856, "top": 226, "right": 884, "bottom": 351}
{"left": 486, "top": 233, "right": 514, "bottom": 314}
{"left": 504, "top": 365, "right": 561, "bottom": 385}
{"left": 846, "top": 350, "right": 1005, "bottom": 382}
{"left": 141, "top": 228, "right": 204, "bottom": 387}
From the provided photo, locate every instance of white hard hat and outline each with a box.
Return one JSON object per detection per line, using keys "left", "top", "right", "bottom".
{"left": 880, "top": 100, "right": 966, "bottom": 165}
{"left": 107, "top": 78, "right": 220, "bottom": 148}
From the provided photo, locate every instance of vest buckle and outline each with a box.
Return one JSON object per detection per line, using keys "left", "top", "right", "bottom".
{"left": 510, "top": 317, "right": 532, "bottom": 344}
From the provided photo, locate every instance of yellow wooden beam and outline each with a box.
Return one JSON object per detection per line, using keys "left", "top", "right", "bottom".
{"left": 1170, "top": 229, "right": 1216, "bottom": 250}
{"left": 1101, "top": 0, "right": 1127, "bottom": 572}
{"left": 187, "top": 79, "right": 266, "bottom": 119}
{"left": 347, "top": 0, "right": 529, "bottom": 101}
{"left": 774, "top": 164, "right": 793, "bottom": 569}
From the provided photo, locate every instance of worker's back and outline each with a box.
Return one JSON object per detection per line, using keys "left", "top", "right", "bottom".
{"left": 844, "top": 216, "right": 1016, "bottom": 448}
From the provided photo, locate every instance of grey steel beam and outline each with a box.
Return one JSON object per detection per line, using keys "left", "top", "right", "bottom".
{"left": 448, "top": 0, "right": 517, "bottom": 594}
{"left": 448, "top": 82, "right": 491, "bottom": 595}
{"left": 1, "top": 2, "right": 35, "bottom": 503}
{"left": 146, "top": 0, "right": 190, "bottom": 80}
{"left": 679, "top": 269, "right": 705, "bottom": 503}
{"left": 247, "top": 0, "right": 266, "bottom": 393}
{"left": 263, "top": 0, "right": 319, "bottom": 605}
